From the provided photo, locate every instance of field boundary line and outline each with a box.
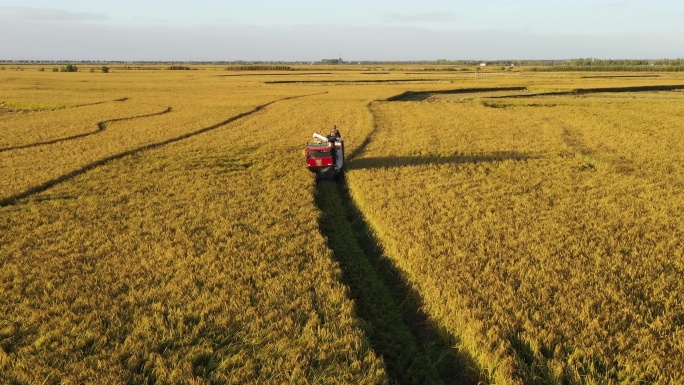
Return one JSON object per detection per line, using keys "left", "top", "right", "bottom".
{"left": 0, "top": 93, "right": 324, "bottom": 207}
{"left": 0, "top": 106, "right": 172, "bottom": 153}
{"left": 265, "top": 79, "right": 448, "bottom": 85}
{"left": 386, "top": 84, "right": 684, "bottom": 102}
{"left": 0, "top": 97, "right": 128, "bottom": 114}
{"left": 387, "top": 87, "right": 527, "bottom": 101}
{"left": 215, "top": 72, "right": 332, "bottom": 77}
{"left": 73, "top": 97, "right": 129, "bottom": 107}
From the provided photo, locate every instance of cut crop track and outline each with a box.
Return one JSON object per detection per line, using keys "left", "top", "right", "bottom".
{"left": 0, "top": 106, "right": 172, "bottom": 153}
{"left": 313, "top": 99, "right": 485, "bottom": 384}
{"left": 265, "top": 79, "right": 449, "bottom": 85}
{"left": 388, "top": 87, "right": 527, "bottom": 101}
{"left": 74, "top": 97, "right": 129, "bottom": 107}
{"left": 346, "top": 102, "right": 379, "bottom": 161}
{"left": 216, "top": 72, "right": 332, "bottom": 77}
{"left": 0, "top": 93, "right": 322, "bottom": 207}
{"left": 388, "top": 85, "right": 684, "bottom": 102}
{"left": 315, "top": 180, "right": 480, "bottom": 385}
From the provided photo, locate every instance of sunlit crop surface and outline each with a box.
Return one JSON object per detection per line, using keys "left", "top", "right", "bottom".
{"left": 1, "top": 66, "right": 684, "bottom": 384}
{"left": 348, "top": 78, "right": 684, "bottom": 384}
{"left": 0, "top": 69, "right": 387, "bottom": 384}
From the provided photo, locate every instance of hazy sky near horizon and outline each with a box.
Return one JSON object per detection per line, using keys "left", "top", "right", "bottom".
{"left": 1, "top": 0, "right": 682, "bottom": 61}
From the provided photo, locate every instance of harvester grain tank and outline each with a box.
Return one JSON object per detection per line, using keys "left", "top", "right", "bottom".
{"left": 305, "top": 132, "right": 345, "bottom": 179}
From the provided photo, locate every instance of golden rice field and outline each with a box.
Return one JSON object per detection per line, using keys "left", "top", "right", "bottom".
{"left": 1, "top": 65, "right": 684, "bottom": 384}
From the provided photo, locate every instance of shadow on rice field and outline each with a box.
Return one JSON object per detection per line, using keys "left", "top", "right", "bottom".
{"left": 387, "top": 84, "right": 684, "bottom": 102}
{"left": 315, "top": 179, "right": 483, "bottom": 385}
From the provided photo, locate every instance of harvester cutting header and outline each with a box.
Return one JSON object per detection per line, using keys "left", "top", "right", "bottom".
{"left": 305, "top": 125, "right": 345, "bottom": 180}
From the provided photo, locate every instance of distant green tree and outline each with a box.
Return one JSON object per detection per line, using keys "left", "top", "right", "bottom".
{"left": 60, "top": 64, "right": 78, "bottom": 72}
{"left": 101, "top": 66, "right": 110, "bottom": 73}
{"left": 321, "top": 58, "right": 343, "bottom": 65}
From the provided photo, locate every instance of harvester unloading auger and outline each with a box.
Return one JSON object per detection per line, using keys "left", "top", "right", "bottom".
{"left": 305, "top": 132, "right": 345, "bottom": 180}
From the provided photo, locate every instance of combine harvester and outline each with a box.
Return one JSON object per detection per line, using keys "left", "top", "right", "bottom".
{"left": 305, "top": 132, "right": 345, "bottom": 180}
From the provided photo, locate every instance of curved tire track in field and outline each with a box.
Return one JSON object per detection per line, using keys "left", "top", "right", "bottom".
{"left": 0, "top": 106, "right": 172, "bottom": 153}
{"left": 347, "top": 102, "right": 379, "bottom": 161}
{"left": 96, "top": 106, "right": 172, "bottom": 131}
{"left": 73, "top": 97, "right": 129, "bottom": 107}
{"left": 0, "top": 93, "right": 323, "bottom": 207}
{"left": 0, "top": 97, "right": 128, "bottom": 115}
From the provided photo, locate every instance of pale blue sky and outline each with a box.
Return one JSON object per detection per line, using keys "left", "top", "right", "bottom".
{"left": 1, "top": 0, "right": 682, "bottom": 61}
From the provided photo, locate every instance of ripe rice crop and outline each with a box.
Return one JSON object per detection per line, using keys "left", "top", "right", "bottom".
{"left": 2, "top": 67, "right": 684, "bottom": 384}
{"left": 0, "top": 70, "right": 389, "bottom": 383}
{"left": 0, "top": 71, "right": 319, "bottom": 203}
{"left": 346, "top": 83, "right": 684, "bottom": 384}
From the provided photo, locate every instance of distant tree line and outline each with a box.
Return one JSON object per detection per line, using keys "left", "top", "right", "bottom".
{"left": 525, "top": 58, "right": 684, "bottom": 72}
{"left": 526, "top": 65, "right": 684, "bottom": 72}
{"left": 567, "top": 58, "right": 684, "bottom": 66}
{"left": 3, "top": 58, "right": 684, "bottom": 69}
{"left": 34, "top": 65, "right": 110, "bottom": 73}
{"left": 521, "top": 58, "right": 684, "bottom": 71}
{"left": 320, "top": 59, "right": 344, "bottom": 65}
{"left": 224, "top": 65, "right": 291, "bottom": 71}
{"left": 355, "top": 59, "right": 568, "bottom": 66}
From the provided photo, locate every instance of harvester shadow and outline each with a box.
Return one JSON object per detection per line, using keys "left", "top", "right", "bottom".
{"left": 349, "top": 151, "right": 537, "bottom": 171}
{"left": 315, "top": 180, "right": 482, "bottom": 385}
